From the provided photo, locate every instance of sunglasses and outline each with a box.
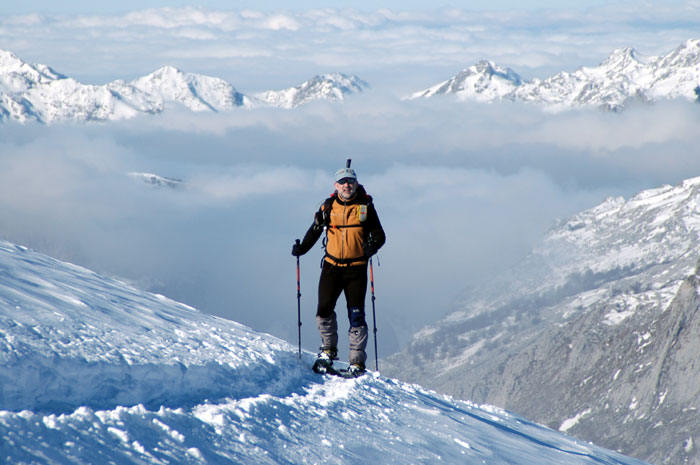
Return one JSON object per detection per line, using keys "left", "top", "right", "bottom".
{"left": 337, "top": 178, "right": 356, "bottom": 185}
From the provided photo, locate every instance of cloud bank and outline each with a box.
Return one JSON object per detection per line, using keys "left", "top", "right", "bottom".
{"left": 2, "top": 4, "right": 700, "bottom": 92}
{"left": 3, "top": 94, "right": 700, "bottom": 357}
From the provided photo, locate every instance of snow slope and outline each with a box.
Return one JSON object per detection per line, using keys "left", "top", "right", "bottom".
{"left": 0, "top": 239, "right": 648, "bottom": 464}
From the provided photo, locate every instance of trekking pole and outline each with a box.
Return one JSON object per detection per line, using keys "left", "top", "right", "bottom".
{"left": 370, "top": 257, "right": 379, "bottom": 371}
{"left": 295, "top": 239, "right": 302, "bottom": 359}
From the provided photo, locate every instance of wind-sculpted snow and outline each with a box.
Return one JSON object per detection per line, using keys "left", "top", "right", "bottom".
{"left": 0, "top": 241, "right": 303, "bottom": 415}
{"left": 0, "top": 239, "right": 647, "bottom": 464}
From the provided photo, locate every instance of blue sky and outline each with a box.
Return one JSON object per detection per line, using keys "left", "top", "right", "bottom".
{"left": 1, "top": 0, "right": 687, "bottom": 14}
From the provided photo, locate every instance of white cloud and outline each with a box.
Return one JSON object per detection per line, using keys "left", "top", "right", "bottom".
{"left": 3, "top": 90, "right": 700, "bottom": 356}
{"left": 188, "top": 166, "right": 328, "bottom": 203}
{"left": 3, "top": 4, "right": 699, "bottom": 91}
{"left": 518, "top": 100, "right": 700, "bottom": 152}
{"left": 262, "top": 14, "right": 302, "bottom": 30}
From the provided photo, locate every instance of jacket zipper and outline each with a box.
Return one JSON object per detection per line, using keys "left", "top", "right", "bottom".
{"left": 341, "top": 202, "right": 347, "bottom": 259}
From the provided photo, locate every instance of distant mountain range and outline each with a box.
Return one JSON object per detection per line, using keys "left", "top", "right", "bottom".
{"left": 410, "top": 39, "right": 700, "bottom": 111}
{"left": 0, "top": 49, "right": 368, "bottom": 123}
{"left": 383, "top": 176, "right": 700, "bottom": 465}
{"left": 2, "top": 39, "right": 699, "bottom": 123}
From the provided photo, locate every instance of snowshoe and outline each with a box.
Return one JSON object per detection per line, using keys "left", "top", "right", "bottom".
{"left": 312, "top": 347, "right": 338, "bottom": 374}
{"left": 345, "top": 363, "right": 366, "bottom": 378}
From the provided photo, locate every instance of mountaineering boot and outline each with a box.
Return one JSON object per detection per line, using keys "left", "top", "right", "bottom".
{"left": 312, "top": 346, "right": 338, "bottom": 373}
{"left": 346, "top": 363, "right": 366, "bottom": 378}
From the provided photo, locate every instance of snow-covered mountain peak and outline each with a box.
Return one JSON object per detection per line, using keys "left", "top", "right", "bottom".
{"left": 408, "top": 60, "right": 523, "bottom": 101}
{"left": 656, "top": 38, "right": 700, "bottom": 68}
{"left": 473, "top": 60, "right": 523, "bottom": 79}
{"left": 308, "top": 72, "right": 368, "bottom": 92}
{"left": 0, "top": 238, "right": 648, "bottom": 464}
{"left": 598, "top": 47, "right": 647, "bottom": 72}
{"left": 296, "top": 72, "right": 369, "bottom": 101}
{"left": 0, "top": 49, "right": 64, "bottom": 92}
{"left": 254, "top": 72, "right": 369, "bottom": 108}
{"left": 133, "top": 65, "right": 218, "bottom": 89}
{"left": 0, "top": 50, "right": 369, "bottom": 123}
{"left": 0, "top": 49, "right": 26, "bottom": 70}
{"left": 130, "top": 65, "right": 249, "bottom": 111}
{"left": 412, "top": 39, "right": 700, "bottom": 110}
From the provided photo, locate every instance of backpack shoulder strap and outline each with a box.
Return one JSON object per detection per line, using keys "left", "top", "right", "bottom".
{"left": 318, "top": 193, "right": 336, "bottom": 227}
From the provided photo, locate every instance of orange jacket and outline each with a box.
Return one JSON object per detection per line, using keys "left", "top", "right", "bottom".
{"left": 296, "top": 184, "right": 385, "bottom": 266}
{"left": 324, "top": 194, "right": 371, "bottom": 266}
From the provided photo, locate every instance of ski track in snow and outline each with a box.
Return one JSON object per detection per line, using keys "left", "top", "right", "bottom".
{"left": 0, "top": 240, "right": 648, "bottom": 464}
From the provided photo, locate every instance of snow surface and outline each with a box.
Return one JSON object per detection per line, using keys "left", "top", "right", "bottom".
{"left": 0, "top": 239, "right": 649, "bottom": 464}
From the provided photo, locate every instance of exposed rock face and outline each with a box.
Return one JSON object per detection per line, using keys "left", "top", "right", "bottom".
{"left": 468, "top": 273, "right": 700, "bottom": 465}
{"left": 384, "top": 177, "right": 700, "bottom": 465}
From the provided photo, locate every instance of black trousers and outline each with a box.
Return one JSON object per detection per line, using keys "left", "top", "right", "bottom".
{"left": 317, "top": 261, "right": 368, "bottom": 327}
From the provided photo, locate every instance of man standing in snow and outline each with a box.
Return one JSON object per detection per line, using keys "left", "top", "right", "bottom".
{"left": 292, "top": 160, "right": 385, "bottom": 377}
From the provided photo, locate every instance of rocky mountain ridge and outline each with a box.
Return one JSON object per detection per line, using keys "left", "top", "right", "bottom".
{"left": 0, "top": 49, "right": 366, "bottom": 124}
{"left": 410, "top": 39, "right": 700, "bottom": 110}
{"left": 383, "top": 176, "right": 700, "bottom": 465}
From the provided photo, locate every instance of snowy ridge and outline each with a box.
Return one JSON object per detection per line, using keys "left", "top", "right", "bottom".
{"left": 408, "top": 61, "right": 523, "bottom": 102}
{"left": 0, "top": 238, "right": 647, "bottom": 464}
{"left": 417, "top": 175, "right": 700, "bottom": 336}
{"left": 0, "top": 49, "right": 367, "bottom": 124}
{"left": 254, "top": 72, "right": 369, "bottom": 109}
{"left": 385, "top": 175, "right": 700, "bottom": 465}
{"left": 128, "top": 66, "right": 251, "bottom": 112}
{"left": 410, "top": 39, "right": 700, "bottom": 110}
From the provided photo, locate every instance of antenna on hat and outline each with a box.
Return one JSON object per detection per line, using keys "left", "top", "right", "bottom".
{"left": 346, "top": 158, "right": 352, "bottom": 168}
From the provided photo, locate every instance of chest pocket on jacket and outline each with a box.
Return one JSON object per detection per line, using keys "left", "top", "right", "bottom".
{"left": 358, "top": 205, "right": 368, "bottom": 222}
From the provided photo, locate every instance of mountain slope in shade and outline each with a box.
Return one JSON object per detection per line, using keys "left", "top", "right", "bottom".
{"left": 410, "top": 39, "right": 700, "bottom": 110}
{"left": 383, "top": 176, "right": 700, "bottom": 465}
{"left": 0, "top": 238, "right": 649, "bottom": 465}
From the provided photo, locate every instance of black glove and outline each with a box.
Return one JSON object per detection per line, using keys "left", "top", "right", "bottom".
{"left": 292, "top": 241, "right": 303, "bottom": 257}
{"left": 363, "top": 237, "right": 377, "bottom": 258}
